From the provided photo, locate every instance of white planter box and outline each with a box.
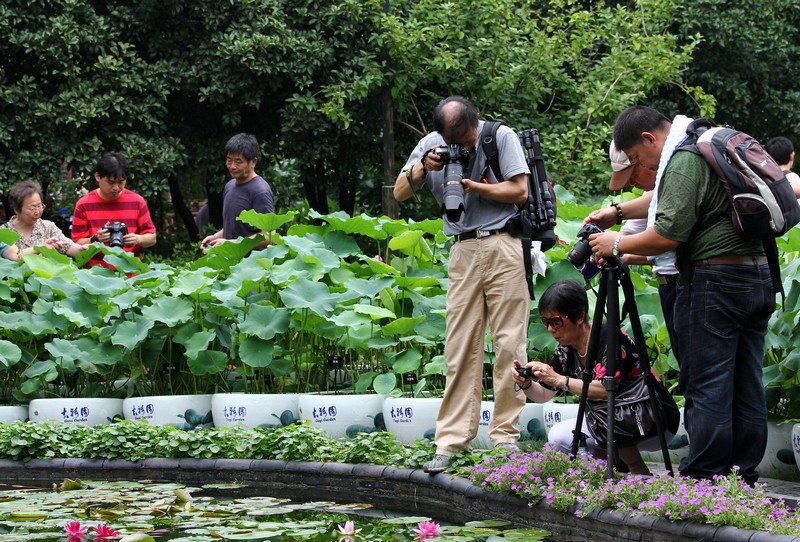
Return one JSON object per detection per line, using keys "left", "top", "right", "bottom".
{"left": 123, "top": 394, "right": 213, "bottom": 430}
{"left": 758, "top": 420, "right": 795, "bottom": 479}
{"left": 211, "top": 393, "right": 299, "bottom": 429}
{"left": 641, "top": 407, "right": 690, "bottom": 465}
{"left": 382, "top": 397, "right": 442, "bottom": 444}
{"left": 298, "top": 393, "right": 383, "bottom": 439}
{"left": 0, "top": 405, "right": 29, "bottom": 424}
{"left": 29, "top": 398, "right": 123, "bottom": 426}
{"left": 519, "top": 402, "right": 546, "bottom": 443}
{"left": 542, "top": 401, "right": 580, "bottom": 436}
{"left": 470, "top": 401, "right": 548, "bottom": 449}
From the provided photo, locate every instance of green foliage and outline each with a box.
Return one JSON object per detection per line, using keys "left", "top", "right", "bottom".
{"left": 255, "top": 422, "right": 336, "bottom": 462}
{"left": 380, "top": 0, "right": 713, "bottom": 199}
{"left": 763, "top": 243, "right": 800, "bottom": 421}
{"left": 336, "top": 431, "right": 406, "bottom": 465}
{"left": 0, "top": 421, "right": 90, "bottom": 460}
{"left": 654, "top": 0, "right": 800, "bottom": 142}
{"left": 1, "top": 0, "right": 796, "bottom": 246}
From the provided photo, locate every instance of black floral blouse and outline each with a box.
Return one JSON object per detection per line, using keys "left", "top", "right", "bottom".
{"left": 542, "top": 323, "right": 643, "bottom": 391}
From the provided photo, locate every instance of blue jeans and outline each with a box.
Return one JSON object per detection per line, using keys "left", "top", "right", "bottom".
{"left": 658, "top": 278, "right": 680, "bottom": 369}
{"left": 675, "top": 263, "right": 774, "bottom": 484}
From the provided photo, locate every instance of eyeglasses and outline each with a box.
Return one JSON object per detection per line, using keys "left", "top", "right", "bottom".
{"left": 540, "top": 315, "right": 567, "bottom": 330}
{"left": 628, "top": 156, "right": 658, "bottom": 172}
{"left": 25, "top": 204, "right": 46, "bottom": 212}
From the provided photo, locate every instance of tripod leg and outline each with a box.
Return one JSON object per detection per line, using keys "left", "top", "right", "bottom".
{"left": 570, "top": 273, "right": 608, "bottom": 457}
{"left": 618, "top": 268, "right": 674, "bottom": 476}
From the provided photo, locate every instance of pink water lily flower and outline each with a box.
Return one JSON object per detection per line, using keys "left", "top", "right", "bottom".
{"left": 93, "top": 523, "right": 122, "bottom": 540}
{"left": 64, "top": 521, "right": 88, "bottom": 542}
{"left": 337, "top": 519, "right": 361, "bottom": 540}
{"left": 413, "top": 520, "right": 441, "bottom": 541}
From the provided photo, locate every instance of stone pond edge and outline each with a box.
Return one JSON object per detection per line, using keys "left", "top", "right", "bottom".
{"left": 0, "top": 458, "right": 796, "bottom": 542}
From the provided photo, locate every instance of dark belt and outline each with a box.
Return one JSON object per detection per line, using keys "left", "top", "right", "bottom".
{"left": 691, "top": 255, "right": 768, "bottom": 266}
{"left": 656, "top": 274, "right": 678, "bottom": 285}
{"left": 455, "top": 227, "right": 507, "bottom": 242}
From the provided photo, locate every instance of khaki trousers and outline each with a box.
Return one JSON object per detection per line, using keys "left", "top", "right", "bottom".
{"left": 434, "top": 232, "right": 530, "bottom": 456}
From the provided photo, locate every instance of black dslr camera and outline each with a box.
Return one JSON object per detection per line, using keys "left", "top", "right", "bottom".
{"left": 104, "top": 221, "right": 128, "bottom": 248}
{"left": 432, "top": 144, "right": 471, "bottom": 222}
{"left": 567, "top": 222, "right": 603, "bottom": 268}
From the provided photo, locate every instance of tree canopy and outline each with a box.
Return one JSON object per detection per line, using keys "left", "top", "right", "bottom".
{"left": 0, "top": 0, "right": 797, "bottom": 251}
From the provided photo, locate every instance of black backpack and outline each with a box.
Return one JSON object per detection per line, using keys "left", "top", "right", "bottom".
{"left": 479, "top": 120, "right": 558, "bottom": 298}
{"left": 675, "top": 118, "right": 800, "bottom": 300}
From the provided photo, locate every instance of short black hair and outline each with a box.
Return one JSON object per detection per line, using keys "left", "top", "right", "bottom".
{"left": 225, "top": 133, "right": 260, "bottom": 162}
{"left": 433, "top": 96, "right": 479, "bottom": 144}
{"left": 538, "top": 279, "right": 590, "bottom": 323}
{"left": 765, "top": 136, "right": 794, "bottom": 165}
{"left": 8, "top": 180, "right": 42, "bottom": 213}
{"left": 613, "top": 106, "right": 671, "bottom": 152}
{"left": 95, "top": 152, "right": 130, "bottom": 180}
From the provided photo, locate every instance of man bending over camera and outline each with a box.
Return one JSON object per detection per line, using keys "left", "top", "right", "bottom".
{"left": 394, "top": 96, "right": 531, "bottom": 474}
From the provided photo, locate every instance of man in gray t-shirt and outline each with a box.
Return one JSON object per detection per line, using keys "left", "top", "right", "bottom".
{"left": 201, "top": 133, "right": 274, "bottom": 250}
{"left": 394, "top": 96, "right": 532, "bottom": 474}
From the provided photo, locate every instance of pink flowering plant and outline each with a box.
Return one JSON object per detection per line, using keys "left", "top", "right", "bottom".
{"left": 64, "top": 522, "right": 121, "bottom": 541}
{"left": 337, "top": 519, "right": 362, "bottom": 541}
{"left": 65, "top": 521, "right": 88, "bottom": 542}
{"left": 413, "top": 520, "right": 441, "bottom": 540}
{"left": 470, "top": 447, "right": 800, "bottom": 535}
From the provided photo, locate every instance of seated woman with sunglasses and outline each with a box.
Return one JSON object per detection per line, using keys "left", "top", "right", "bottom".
{"left": 512, "top": 279, "right": 667, "bottom": 475}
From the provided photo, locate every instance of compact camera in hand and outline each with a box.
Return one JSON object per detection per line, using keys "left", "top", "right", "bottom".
{"left": 104, "top": 221, "right": 128, "bottom": 248}
{"left": 567, "top": 222, "right": 603, "bottom": 268}
{"left": 514, "top": 365, "right": 536, "bottom": 380}
{"left": 432, "top": 144, "right": 471, "bottom": 222}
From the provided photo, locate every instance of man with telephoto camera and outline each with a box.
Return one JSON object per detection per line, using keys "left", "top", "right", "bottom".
{"left": 72, "top": 152, "right": 157, "bottom": 268}
{"left": 393, "top": 96, "right": 532, "bottom": 474}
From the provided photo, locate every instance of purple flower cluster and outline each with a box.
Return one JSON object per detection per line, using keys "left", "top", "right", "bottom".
{"left": 470, "top": 444, "right": 607, "bottom": 510}
{"left": 470, "top": 450, "right": 800, "bottom": 535}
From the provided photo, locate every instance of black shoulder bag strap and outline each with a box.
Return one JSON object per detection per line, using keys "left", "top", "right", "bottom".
{"left": 480, "top": 121, "right": 535, "bottom": 299}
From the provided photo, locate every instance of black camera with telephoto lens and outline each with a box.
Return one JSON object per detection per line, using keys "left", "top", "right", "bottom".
{"left": 104, "top": 221, "right": 128, "bottom": 248}
{"left": 432, "top": 144, "right": 471, "bottom": 222}
{"left": 567, "top": 222, "right": 603, "bottom": 268}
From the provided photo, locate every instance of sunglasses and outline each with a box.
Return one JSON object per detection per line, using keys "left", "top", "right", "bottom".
{"left": 540, "top": 315, "right": 567, "bottom": 330}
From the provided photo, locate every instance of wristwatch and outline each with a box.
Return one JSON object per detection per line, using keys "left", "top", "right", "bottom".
{"left": 611, "top": 235, "right": 622, "bottom": 257}
{"left": 562, "top": 376, "right": 570, "bottom": 392}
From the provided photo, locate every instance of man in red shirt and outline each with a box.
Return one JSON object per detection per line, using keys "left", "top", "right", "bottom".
{"left": 72, "top": 152, "right": 157, "bottom": 267}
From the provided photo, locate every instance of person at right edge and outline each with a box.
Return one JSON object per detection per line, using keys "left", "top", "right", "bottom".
{"left": 589, "top": 106, "right": 774, "bottom": 485}
{"left": 765, "top": 136, "right": 800, "bottom": 197}
{"left": 393, "top": 96, "right": 531, "bottom": 474}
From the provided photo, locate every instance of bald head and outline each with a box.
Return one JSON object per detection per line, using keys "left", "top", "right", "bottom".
{"left": 433, "top": 96, "right": 479, "bottom": 145}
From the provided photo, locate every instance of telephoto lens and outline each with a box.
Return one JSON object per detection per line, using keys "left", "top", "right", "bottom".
{"left": 440, "top": 144, "right": 469, "bottom": 222}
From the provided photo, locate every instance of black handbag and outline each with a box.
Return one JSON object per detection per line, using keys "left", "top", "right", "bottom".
{"left": 585, "top": 376, "right": 680, "bottom": 447}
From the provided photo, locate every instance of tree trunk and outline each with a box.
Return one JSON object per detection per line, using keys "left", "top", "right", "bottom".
{"left": 205, "top": 169, "right": 224, "bottom": 230}
{"left": 380, "top": 0, "right": 398, "bottom": 219}
{"left": 303, "top": 163, "right": 329, "bottom": 214}
{"left": 168, "top": 174, "right": 199, "bottom": 242}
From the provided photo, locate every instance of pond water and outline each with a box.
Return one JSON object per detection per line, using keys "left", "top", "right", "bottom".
{"left": 0, "top": 480, "right": 569, "bottom": 541}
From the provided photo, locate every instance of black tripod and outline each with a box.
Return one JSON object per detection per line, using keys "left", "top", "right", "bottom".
{"left": 569, "top": 257, "right": 674, "bottom": 479}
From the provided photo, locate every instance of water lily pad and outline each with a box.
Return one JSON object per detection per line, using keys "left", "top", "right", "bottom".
{"left": 9, "top": 511, "right": 48, "bottom": 520}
